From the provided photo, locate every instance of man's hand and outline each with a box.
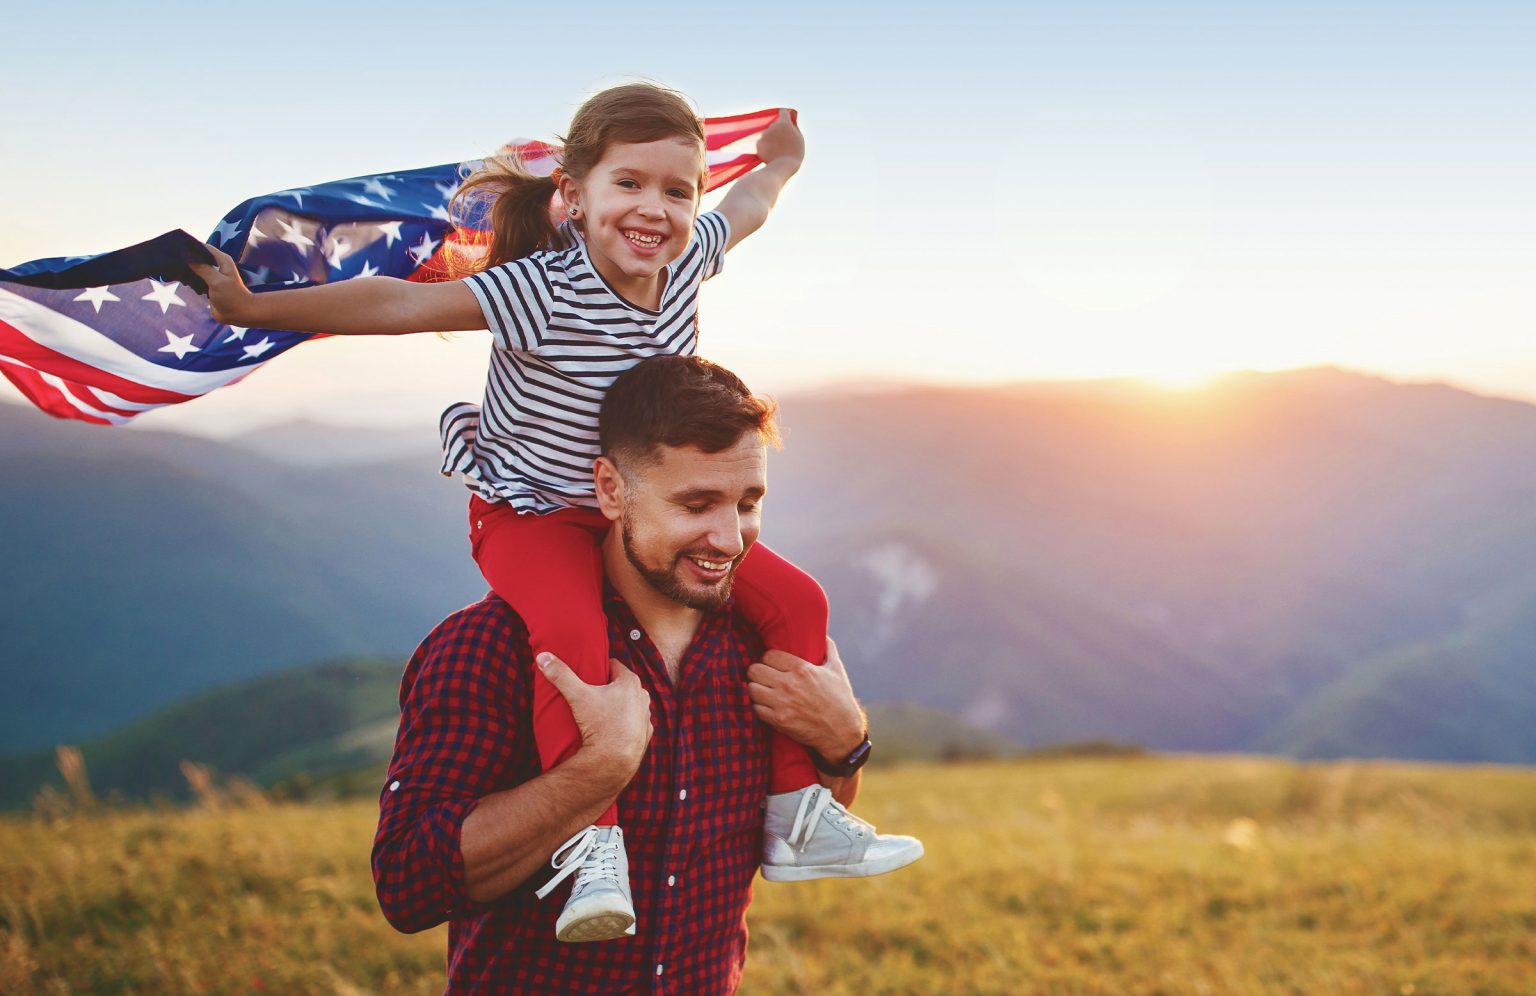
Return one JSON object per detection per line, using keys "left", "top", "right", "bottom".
{"left": 746, "top": 638, "right": 864, "bottom": 761}
{"left": 539, "top": 653, "right": 654, "bottom": 791}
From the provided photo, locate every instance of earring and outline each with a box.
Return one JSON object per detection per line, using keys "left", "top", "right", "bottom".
{"left": 568, "top": 207, "right": 580, "bottom": 218}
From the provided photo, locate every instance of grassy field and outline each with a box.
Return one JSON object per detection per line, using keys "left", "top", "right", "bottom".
{"left": 3, "top": 755, "right": 1536, "bottom": 994}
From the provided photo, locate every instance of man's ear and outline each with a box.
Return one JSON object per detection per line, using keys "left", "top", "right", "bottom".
{"left": 593, "top": 456, "right": 626, "bottom": 521}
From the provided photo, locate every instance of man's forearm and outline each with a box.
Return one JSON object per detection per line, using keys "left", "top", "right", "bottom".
{"left": 459, "top": 750, "right": 628, "bottom": 902}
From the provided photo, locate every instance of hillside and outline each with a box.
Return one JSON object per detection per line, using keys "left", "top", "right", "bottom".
{"left": 7, "top": 368, "right": 1536, "bottom": 763}
{"left": 0, "top": 658, "right": 1016, "bottom": 808}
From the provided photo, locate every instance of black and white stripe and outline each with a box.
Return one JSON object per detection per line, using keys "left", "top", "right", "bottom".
{"left": 441, "top": 212, "right": 730, "bottom": 513}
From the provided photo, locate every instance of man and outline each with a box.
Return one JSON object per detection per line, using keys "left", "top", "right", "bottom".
{"left": 372, "top": 355, "right": 913, "bottom": 993}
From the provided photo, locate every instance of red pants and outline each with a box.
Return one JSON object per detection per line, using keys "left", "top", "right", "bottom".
{"left": 470, "top": 497, "right": 826, "bottom": 826}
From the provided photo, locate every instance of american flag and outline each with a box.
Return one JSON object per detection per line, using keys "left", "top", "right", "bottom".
{"left": 0, "top": 108, "right": 785, "bottom": 425}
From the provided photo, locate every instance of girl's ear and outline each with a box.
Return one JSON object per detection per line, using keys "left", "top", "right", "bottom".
{"left": 557, "top": 173, "right": 582, "bottom": 219}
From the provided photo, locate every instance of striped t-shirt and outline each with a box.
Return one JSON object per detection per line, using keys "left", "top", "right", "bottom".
{"left": 440, "top": 211, "right": 730, "bottom": 513}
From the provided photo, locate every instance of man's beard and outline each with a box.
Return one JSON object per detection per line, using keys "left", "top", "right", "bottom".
{"left": 621, "top": 517, "right": 738, "bottom": 611}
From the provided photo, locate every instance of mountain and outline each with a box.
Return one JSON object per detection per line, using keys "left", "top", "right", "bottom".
{"left": 5, "top": 367, "right": 1536, "bottom": 764}
{"left": 0, "top": 402, "right": 481, "bottom": 752}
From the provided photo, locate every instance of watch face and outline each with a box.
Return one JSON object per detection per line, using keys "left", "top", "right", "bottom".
{"left": 842, "top": 737, "right": 872, "bottom": 774}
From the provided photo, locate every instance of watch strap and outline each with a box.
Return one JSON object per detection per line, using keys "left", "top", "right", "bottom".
{"left": 808, "top": 734, "right": 872, "bottom": 777}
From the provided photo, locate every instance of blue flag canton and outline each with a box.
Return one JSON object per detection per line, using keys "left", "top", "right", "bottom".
{"left": 214, "top": 163, "right": 468, "bottom": 295}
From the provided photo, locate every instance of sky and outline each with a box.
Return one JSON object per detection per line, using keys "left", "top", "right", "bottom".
{"left": 3, "top": 1, "right": 1534, "bottom": 436}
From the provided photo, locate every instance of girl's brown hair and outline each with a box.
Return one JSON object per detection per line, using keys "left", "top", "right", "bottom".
{"left": 451, "top": 83, "right": 708, "bottom": 273}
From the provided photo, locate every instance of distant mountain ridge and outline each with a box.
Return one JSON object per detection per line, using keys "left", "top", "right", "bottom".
{"left": 5, "top": 367, "right": 1536, "bottom": 764}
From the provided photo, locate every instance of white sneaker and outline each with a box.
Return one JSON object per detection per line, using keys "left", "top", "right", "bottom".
{"left": 760, "top": 784, "right": 924, "bottom": 883}
{"left": 535, "top": 825, "right": 637, "bottom": 942}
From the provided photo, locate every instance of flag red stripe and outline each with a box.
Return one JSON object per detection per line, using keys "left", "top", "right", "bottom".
{"left": 703, "top": 108, "right": 790, "bottom": 150}
{"left": 0, "top": 318, "right": 200, "bottom": 405}
{"left": 0, "top": 359, "right": 114, "bottom": 424}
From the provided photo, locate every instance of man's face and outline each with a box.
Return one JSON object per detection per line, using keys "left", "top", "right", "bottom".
{"left": 617, "top": 432, "right": 767, "bottom": 611}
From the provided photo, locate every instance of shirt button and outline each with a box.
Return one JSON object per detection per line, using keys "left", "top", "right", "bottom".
{"left": 678, "top": 789, "right": 687, "bottom": 801}
{"left": 667, "top": 875, "right": 676, "bottom": 887}
{"left": 629, "top": 628, "right": 643, "bottom": 641}
{"left": 656, "top": 964, "right": 664, "bottom": 976}
{"left": 388, "top": 780, "right": 400, "bottom": 792}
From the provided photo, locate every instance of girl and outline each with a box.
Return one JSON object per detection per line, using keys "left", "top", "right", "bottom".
{"left": 193, "top": 83, "right": 921, "bottom": 943}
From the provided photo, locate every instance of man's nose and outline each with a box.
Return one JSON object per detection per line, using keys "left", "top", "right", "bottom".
{"left": 706, "top": 510, "right": 746, "bottom": 558}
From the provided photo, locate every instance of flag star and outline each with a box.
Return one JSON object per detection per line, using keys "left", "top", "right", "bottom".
{"left": 284, "top": 272, "right": 310, "bottom": 286}
{"left": 427, "top": 203, "right": 452, "bottom": 222}
{"left": 243, "top": 265, "right": 272, "bottom": 285}
{"left": 346, "top": 193, "right": 386, "bottom": 209}
{"left": 142, "top": 280, "right": 187, "bottom": 313}
{"left": 73, "top": 286, "right": 120, "bottom": 312}
{"left": 247, "top": 224, "right": 269, "bottom": 247}
{"left": 223, "top": 325, "right": 248, "bottom": 343}
{"left": 276, "top": 216, "right": 316, "bottom": 251}
{"left": 409, "top": 233, "right": 441, "bottom": 264}
{"left": 355, "top": 260, "right": 380, "bottom": 278}
{"left": 377, "top": 221, "right": 403, "bottom": 247}
{"left": 241, "top": 337, "right": 276, "bottom": 361}
{"left": 323, "top": 236, "right": 351, "bottom": 270}
{"left": 158, "top": 329, "right": 200, "bottom": 360}
{"left": 279, "top": 187, "right": 312, "bottom": 207}
{"left": 361, "top": 178, "right": 395, "bottom": 200}
{"left": 434, "top": 181, "right": 458, "bottom": 200}
{"left": 211, "top": 218, "right": 243, "bottom": 245}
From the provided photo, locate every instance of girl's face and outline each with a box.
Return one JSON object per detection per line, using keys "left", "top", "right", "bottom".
{"left": 560, "top": 136, "right": 705, "bottom": 309}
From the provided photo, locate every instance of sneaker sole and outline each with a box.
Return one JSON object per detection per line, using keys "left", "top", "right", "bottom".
{"left": 556, "top": 910, "right": 636, "bottom": 943}
{"left": 760, "top": 839, "right": 925, "bottom": 883}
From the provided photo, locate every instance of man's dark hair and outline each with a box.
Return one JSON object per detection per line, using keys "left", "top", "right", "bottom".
{"left": 600, "top": 356, "right": 779, "bottom": 470}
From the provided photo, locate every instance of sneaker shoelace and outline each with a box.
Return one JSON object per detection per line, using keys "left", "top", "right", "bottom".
{"left": 534, "top": 826, "right": 623, "bottom": 899}
{"left": 786, "top": 785, "right": 871, "bottom": 852}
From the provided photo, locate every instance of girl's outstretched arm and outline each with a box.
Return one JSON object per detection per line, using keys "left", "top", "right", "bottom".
{"left": 190, "top": 244, "right": 485, "bottom": 335}
{"left": 716, "top": 109, "right": 805, "bottom": 252}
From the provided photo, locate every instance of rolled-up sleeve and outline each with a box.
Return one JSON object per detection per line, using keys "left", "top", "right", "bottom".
{"left": 371, "top": 603, "right": 526, "bottom": 933}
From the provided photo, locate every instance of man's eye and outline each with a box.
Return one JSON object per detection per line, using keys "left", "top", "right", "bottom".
{"left": 685, "top": 504, "right": 709, "bottom": 514}
{"left": 739, "top": 501, "right": 760, "bottom": 514}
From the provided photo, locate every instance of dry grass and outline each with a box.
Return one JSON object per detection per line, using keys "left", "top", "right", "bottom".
{"left": 4, "top": 755, "right": 1536, "bottom": 994}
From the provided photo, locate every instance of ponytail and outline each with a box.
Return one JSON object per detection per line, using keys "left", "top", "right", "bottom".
{"left": 450, "top": 153, "right": 560, "bottom": 273}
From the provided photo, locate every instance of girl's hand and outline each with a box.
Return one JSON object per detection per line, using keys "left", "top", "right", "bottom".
{"left": 756, "top": 109, "right": 805, "bottom": 172}
{"left": 188, "top": 244, "right": 255, "bottom": 326}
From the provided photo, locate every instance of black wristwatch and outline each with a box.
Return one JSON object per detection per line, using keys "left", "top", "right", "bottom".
{"left": 808, "top": 733, "right": 872, "bottom": 777}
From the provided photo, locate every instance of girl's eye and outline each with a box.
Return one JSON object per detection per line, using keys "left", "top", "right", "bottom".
{"left": 617, "top": 178, "right": 639, "bottom": 189}
{"left": 668, "top": 188, "right": 691, "bottom": 199}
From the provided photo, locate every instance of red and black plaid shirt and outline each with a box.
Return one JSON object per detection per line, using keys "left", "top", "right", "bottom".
{"left": 372, "top": 588, "right": 770, "bottom": 994}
